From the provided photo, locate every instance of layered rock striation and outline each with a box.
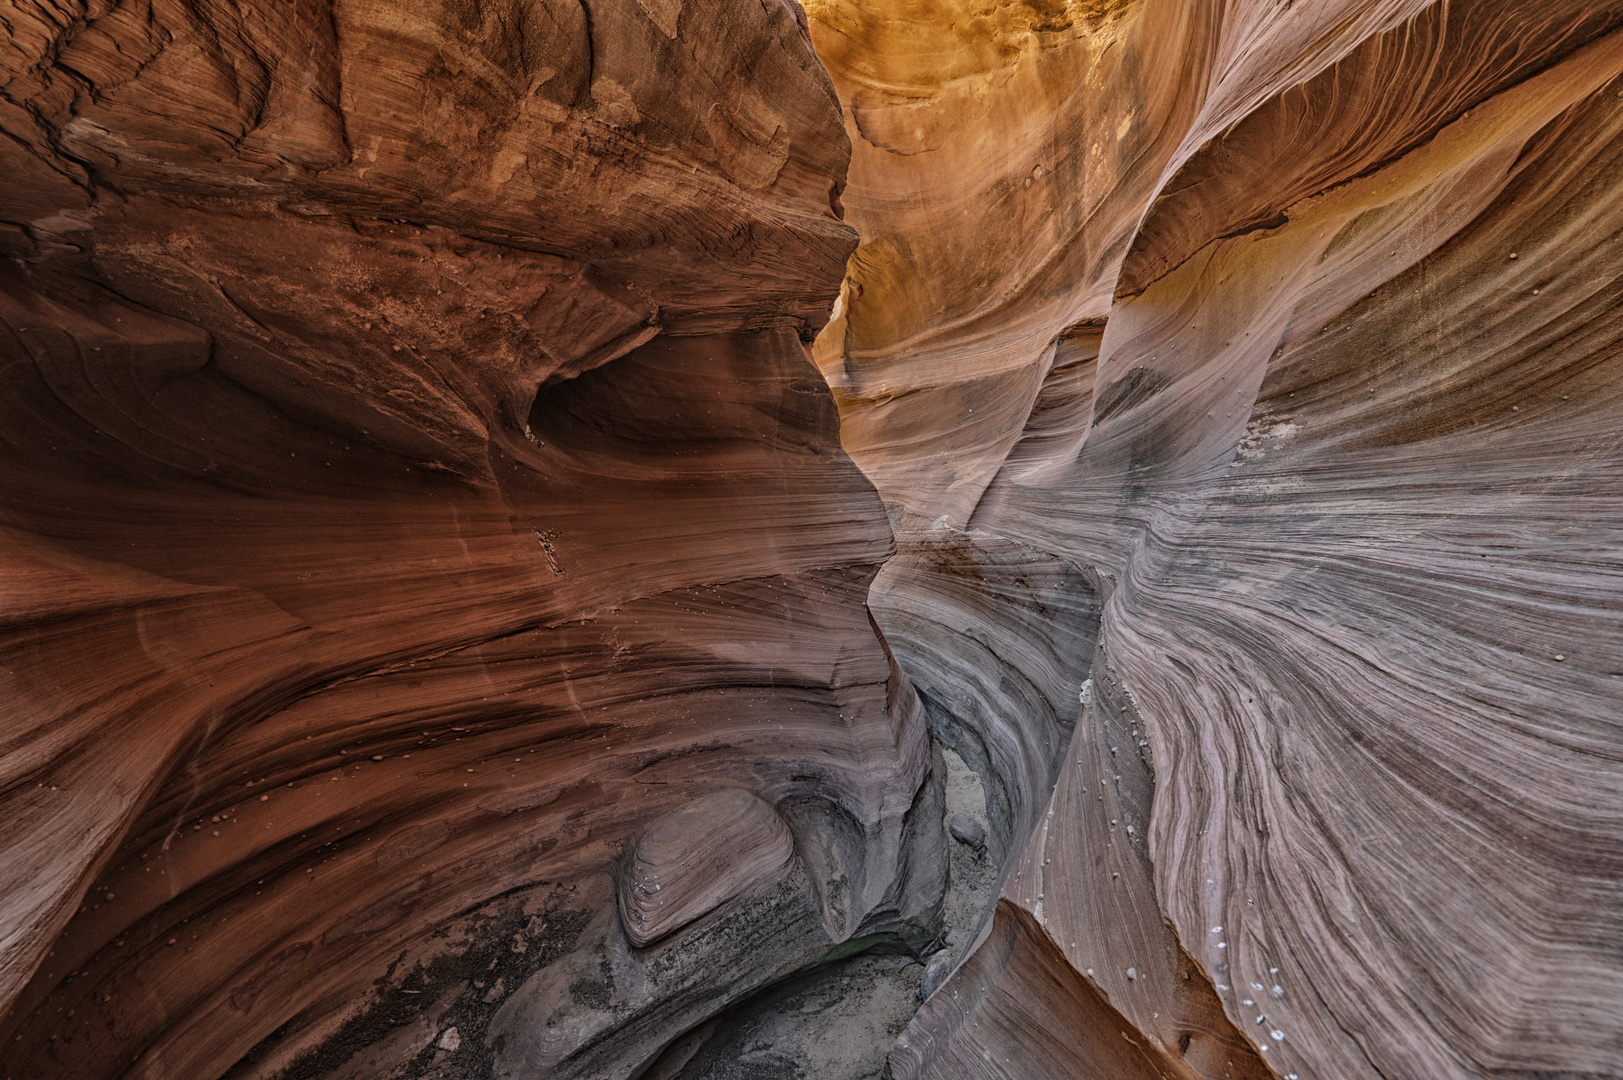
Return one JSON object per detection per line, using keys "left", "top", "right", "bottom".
{"left": 1, "top": 3, "right": 941, "bottom": 1078}
{"left": 808, "top": 1, "right": 1623, "bottom": 1078}
{"left": 2, "top": 0, "right": 1621, "bottom": 1079}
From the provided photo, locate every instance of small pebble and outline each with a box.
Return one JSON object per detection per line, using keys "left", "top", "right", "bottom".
{"left": 948, "top": 813, "right": 986, "bottom": 851}
{"left": 1126, "top": 967, "right": 1137, "bottom": 980}
{"left": 920, "top": 950, "right": 954, "bottom": 1001}
{"left": 1554, "top": 655, "right": 1565, "bottom": 661}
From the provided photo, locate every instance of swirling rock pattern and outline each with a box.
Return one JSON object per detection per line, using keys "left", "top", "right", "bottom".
{"left": 810, "top": 0, "right": 1623, "bottom": 1078}
{"left": 4, "top": 0, "right": 1623, "bottom": 1077}
{"left": 619, "top": 788, "right": 796, "bottom": 948}
{"left": 0, "top": 3, "right": 942, "bottom": 1079}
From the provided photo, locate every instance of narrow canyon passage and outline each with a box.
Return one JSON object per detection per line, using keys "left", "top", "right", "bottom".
{"left": 2, "top": 2, "right": 1621, "bottom": 1080}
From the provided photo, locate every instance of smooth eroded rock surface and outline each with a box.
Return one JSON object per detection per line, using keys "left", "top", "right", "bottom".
{"left": 808, "top": 0, "right": 1623, "bottom": 1078}
{"left": 0, "top": 3, "right": 944, "bottom": 1078}
{"left": 619, "top": 789, "right": 796, "bottom": 948}
{"left": 3, "top": 0, "right": 1621, "bottom": 1078}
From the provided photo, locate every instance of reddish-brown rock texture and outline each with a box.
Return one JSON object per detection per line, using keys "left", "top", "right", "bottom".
{"left": 0, "top": 2, "right": 945, "bottom": 1078}
{"left": 2, "top": 0, "right": 1621, "bottom": 1078}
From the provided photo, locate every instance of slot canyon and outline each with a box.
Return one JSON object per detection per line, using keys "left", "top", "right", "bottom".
{"left": 2, "top": 0, "right": 1621, "bottom": 1077}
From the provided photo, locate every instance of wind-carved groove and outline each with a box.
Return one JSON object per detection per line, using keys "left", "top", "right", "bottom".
{"left": 623, "top": 530, "right": 1104, "bottom": 1080}
{"left": 869, "top": 530, "right": 1102, "bottom": 908}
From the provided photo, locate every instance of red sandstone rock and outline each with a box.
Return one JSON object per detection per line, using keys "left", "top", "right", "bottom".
{"left": 0, "top": 3, "right": 943, "bottom": 1078}
{"left": 3, "top": 0, "right": 1622, "bottom": 1078}
{"left": 619, "top": 789, "right": 796, "bottom": 948}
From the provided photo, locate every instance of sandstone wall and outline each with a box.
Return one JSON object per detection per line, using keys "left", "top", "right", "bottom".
{"left": 808, "top": 1, "right": 1623, "bottom": 1077}
{"left": 0, "top": 3, "right": 942, "bottom": 1077}
{"left": 2, "top": 1, "right": 1620, "bottom": 1078}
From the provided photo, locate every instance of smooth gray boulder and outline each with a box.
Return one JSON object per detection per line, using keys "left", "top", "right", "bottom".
{"left": 947, "top": 812, "right": 986, "bottom": 852}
